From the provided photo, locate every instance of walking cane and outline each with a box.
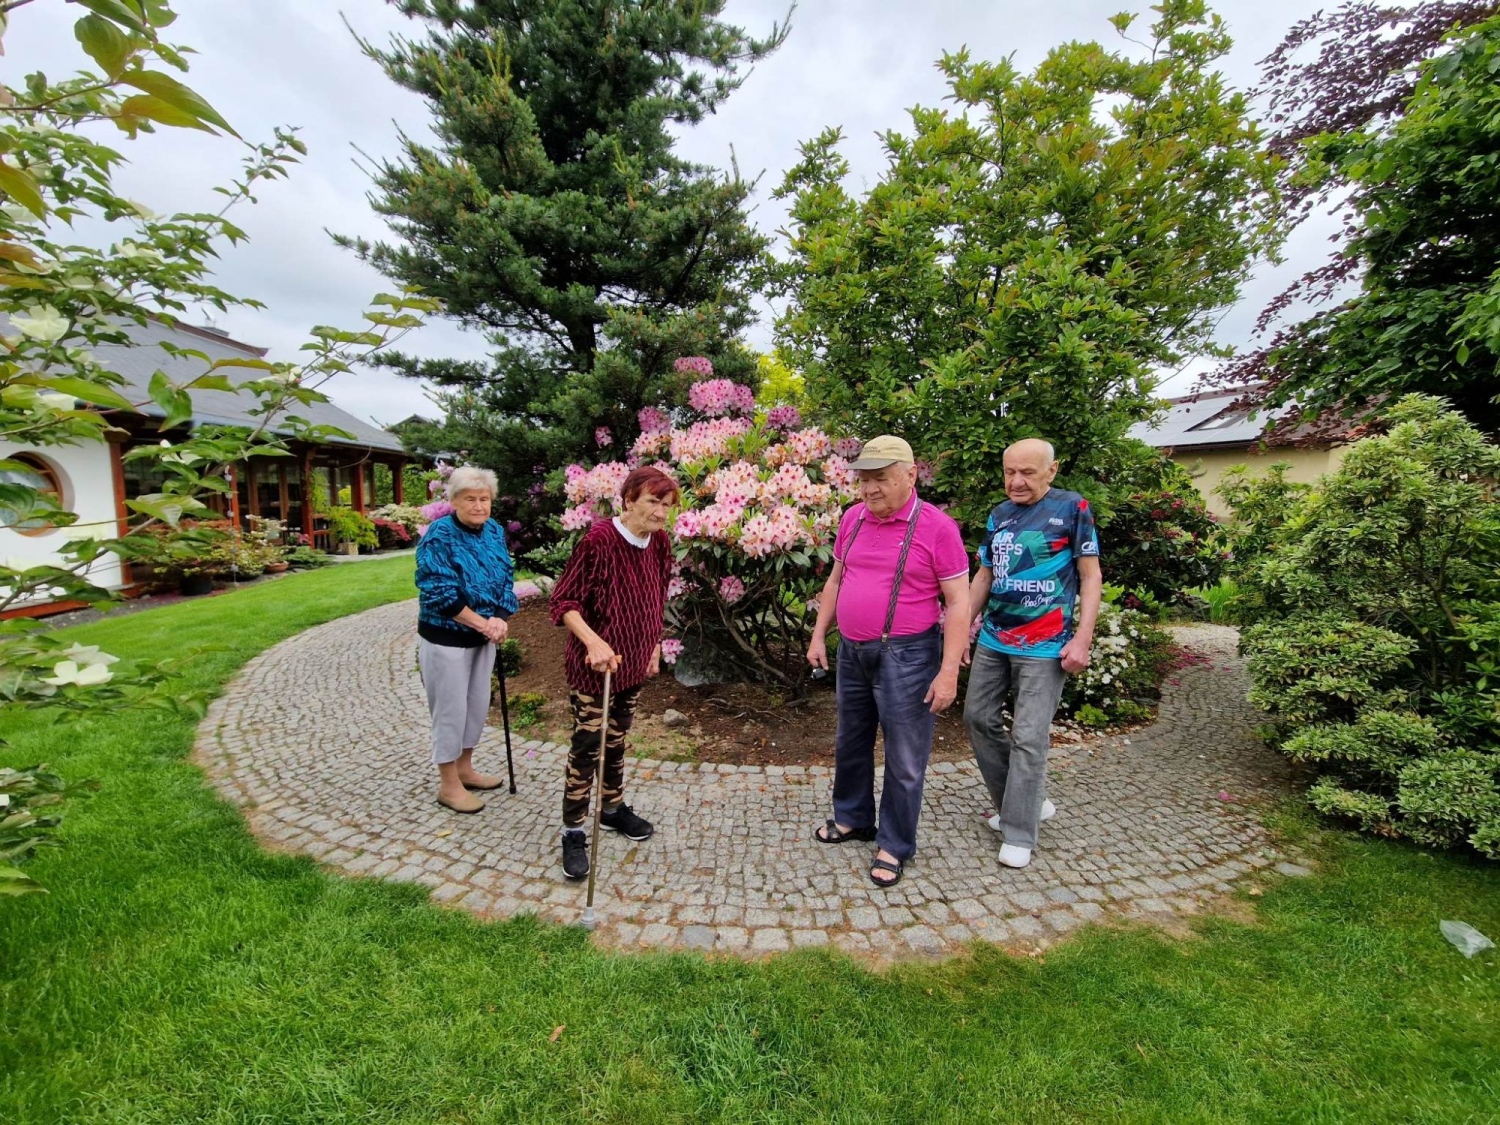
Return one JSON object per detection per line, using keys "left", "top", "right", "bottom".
{"left": 496, "top": 659, "right": 517, "bottom": 795}
{"left": 581, "top": 667, "right": 612, "bottom": 930}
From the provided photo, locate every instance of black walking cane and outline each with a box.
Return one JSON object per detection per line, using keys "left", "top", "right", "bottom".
{"left": 495, "top": 658, "right": 517, "bottom": 795}
{"left": 581, "top": 667, "right": 612, "bottom": 930}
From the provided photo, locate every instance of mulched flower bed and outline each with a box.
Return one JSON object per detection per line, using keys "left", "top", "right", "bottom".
{"left": 494, "top": 598, "right": 1098, "bottom": 767}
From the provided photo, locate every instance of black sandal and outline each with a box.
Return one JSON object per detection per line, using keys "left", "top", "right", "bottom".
{"left": 815, "top": 818, "right": 877, "bottom": 844}
{"left": 869, "top": 856, "right": 904, "bottom": 888}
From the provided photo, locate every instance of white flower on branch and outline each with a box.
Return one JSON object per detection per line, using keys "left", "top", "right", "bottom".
{"left": 61, "top": 644, "right": 119, "bottom": 669}
{"left": 10, "top": 304, "right": 69, "bottom": 342}
{"left": 42, "top": 660, "right": 113, "bottom": 687}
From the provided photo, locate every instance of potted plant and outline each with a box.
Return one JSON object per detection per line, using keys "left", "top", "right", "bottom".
{"left": 133, "top": 521, "right": 230, "bottom": 595}
{"left": 178, "top": 564, "right": 214, "bottom": 597}
{"left": 246, "top": 516, "right": 290, "bottom": 573}
{"left": 326, "top": 506, "right": 378, "bottom": 556}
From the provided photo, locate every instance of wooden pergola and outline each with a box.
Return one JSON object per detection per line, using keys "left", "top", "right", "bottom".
{"left": 223, "top": 442, "right": 411, "bottom": 550}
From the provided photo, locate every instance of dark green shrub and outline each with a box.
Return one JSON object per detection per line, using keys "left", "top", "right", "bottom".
{"left": 1099, "top": 488, "right": 1226, "bottom": 606}
{"left": 1214, "top": 462, "right": 1311, "bottom": 579}
{"left": 1241, "top": 614, "right": 1416, "bottom": 729}
{"left": 1085, "top": 439, "right": 1228, "bottom": 606}
{"left": 498, "top": 638, "right": 523, "bottom": 678}
{"left": 1238, "top": 396, "right": 1500, "bottom": 858}
{"left": 285, "top": 546, "right": 331, "bottom": 569}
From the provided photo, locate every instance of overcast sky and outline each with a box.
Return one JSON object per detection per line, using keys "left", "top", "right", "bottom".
{"left": 12, "top": 0, "right": 1331, "bottom": 428}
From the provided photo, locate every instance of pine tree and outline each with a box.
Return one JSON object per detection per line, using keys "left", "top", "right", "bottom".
{"left": 341, "top": 0, "right": 787, "bottom": 494}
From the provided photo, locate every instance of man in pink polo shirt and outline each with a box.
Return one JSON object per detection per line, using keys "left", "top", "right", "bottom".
{"left": 806, "top": 436, "right": 971, "bottom": 888}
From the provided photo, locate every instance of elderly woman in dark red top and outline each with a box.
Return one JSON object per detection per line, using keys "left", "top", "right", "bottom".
{"left": 549, "top": 466, "right": 678, "bottom": 881}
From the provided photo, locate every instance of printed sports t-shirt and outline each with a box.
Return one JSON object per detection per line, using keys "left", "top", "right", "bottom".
{"left": 977, "top": 488, "right": 1100, "bottom": 659}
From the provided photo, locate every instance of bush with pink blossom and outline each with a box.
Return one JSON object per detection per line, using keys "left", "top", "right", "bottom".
{"left": 559, "top": 358, "right": 860, "bottom": 694}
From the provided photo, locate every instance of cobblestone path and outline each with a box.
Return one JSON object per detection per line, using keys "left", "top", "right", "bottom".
{"left": 195, "top": 601, "right": 1297, "bottom": 960}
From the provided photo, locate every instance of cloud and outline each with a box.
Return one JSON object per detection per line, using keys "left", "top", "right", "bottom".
{"left": 11, "top": 0, "right": 1327, "bottom": 424}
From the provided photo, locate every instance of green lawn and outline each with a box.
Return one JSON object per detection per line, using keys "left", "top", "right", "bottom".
{"left": 1, "top": 558, "right": 1496, "bottom": 1123}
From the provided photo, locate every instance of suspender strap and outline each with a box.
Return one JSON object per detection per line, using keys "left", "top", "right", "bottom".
{"left": 843, "top": 499, "right": 926, "bottom": 643}
{"left": 883, "top": 499, "right": 923, "bottom": 640}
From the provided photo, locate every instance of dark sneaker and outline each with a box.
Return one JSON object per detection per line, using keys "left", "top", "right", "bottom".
{"left": 600, "top": 804, "right": 654, "bottom": 840}
{"left": 561, "top": 830, "right": 589, "bottom": 880}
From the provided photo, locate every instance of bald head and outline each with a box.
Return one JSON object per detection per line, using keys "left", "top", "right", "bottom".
{"left": 1003, "top": 438, "right": 1059, "bottom": 505}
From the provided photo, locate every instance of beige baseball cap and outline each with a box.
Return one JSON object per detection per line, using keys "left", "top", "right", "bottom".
{"left": 850, "top": 435, "right": 914, "bottom": 470}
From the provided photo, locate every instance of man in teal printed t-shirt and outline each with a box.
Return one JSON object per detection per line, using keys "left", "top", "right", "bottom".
{"left": 963, "top": 438, "right": 1102, "bottom": 869}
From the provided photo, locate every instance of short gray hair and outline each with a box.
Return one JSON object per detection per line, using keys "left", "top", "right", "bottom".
{"left": 444, "top": 465, "right": 498, "bottom": 502}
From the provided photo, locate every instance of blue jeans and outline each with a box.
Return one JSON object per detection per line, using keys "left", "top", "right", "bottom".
{"left": 963, "top": 647, "right": 1067, "bottom": 850}
{"left": 831, "top": 627, "right": 941, "bottom": 861}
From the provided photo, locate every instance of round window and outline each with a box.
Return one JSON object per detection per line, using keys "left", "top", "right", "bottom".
{"left": 0, "top": 453, "right": 67, "bottom": 536}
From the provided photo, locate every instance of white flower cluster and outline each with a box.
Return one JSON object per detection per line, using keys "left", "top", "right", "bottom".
{"left": 1068, "top": 604, "right": 1149, "bottom": 713}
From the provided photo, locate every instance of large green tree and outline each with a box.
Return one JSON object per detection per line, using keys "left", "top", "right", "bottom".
{"left": 772, "top": 1, "right": 1281, "bottom": 529}
{"left": 1239, "top": 10, "right": 1500, "bottom": 435}
{"left": 343, "top": 0, "right": 787, "bottom": 495}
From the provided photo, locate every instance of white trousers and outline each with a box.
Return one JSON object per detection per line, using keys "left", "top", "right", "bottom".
{"left": 418, "top": 639, "right": 495, "bottom": 765}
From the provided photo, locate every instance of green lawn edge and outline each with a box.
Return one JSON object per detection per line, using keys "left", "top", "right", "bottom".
{"left": 1, "top": 558, "right": 1496, "bottom": 1124}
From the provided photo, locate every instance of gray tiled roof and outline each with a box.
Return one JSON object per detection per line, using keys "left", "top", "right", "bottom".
{"left": 1128, "top": 389, "right": 1292, "bottom": 450}
{"left": 88, "top": 317, "right": 407, "bottom": 455}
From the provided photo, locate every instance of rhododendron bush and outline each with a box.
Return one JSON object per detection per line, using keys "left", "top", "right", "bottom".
{"left": 563, "top": 360, "right": 861, "bottom": 693}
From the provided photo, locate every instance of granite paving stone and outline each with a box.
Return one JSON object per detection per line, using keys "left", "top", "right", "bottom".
{"left": 194, "top": 606, "right": 1291, "bottom": 961}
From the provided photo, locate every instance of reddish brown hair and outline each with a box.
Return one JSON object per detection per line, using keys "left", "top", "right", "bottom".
{"left": 621, "top": 465, "right": 680, "bottom": 506}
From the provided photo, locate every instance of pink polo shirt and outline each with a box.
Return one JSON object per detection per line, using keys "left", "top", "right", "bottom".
{"left": 833, "top": 490, "right": 970, "bottom": 642}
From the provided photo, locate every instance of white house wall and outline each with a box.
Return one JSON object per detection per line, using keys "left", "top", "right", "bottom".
{"left": 0, "top": 440, "right": 124, "bottom": 596}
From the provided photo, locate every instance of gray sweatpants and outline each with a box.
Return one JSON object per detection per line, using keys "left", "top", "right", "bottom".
{"left": 418, "top": 639, "right": 495, "bottom": 765}
{"left": 963, "top": 647, "right": 1067, "bottom": 850}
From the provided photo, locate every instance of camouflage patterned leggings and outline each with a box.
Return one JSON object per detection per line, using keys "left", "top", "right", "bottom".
{"left": 562, "top": 684, "right": 641, "bottom": 828}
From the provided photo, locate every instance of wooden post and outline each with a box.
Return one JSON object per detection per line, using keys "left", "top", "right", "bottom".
{"left": 350, "top": 458, "right": 366, "bottom": 513}
{"left": 245, "top": 460, "right": 260, "bottom": 519}
{"left": 393, "top": 458, "right": 405, "bottom": 505}
{"left": 300, "top": 446, "right": 315, "bottom": 543}
{"left": 227, "top": 463, "right": 242, "bottom": 529}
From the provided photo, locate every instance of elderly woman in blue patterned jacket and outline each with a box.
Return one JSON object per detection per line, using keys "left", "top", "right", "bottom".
{"left": 414, "top": 465, "right": 520, "bottom": 813}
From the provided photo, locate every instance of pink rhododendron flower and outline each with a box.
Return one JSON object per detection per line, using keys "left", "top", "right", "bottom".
{"left": 632, "top": 429, "right": 669, "bottom": 458}
{"left": 670, "top": 416, "right": 752, "bottom": 463}
{"left": 560, "top": 503, "right": 596, "bottom": 531}
{"left": 718, "top": 575, "right": 746, "bottom": 604}
{"left": 674, "top": 356, "right": 714, "bottom": 378}
{"left": 738, "top": 513, "right": 775, "bottom": 558}
{"left": 660, "top": 638, "right": 685, "bottom": 664}
{"left": 760, "top": 463, "right": 812, "bottom": 503}
{"left": 564, "top": 462, "right": 631, "bottom": 509}
{"left": 915, "top": 459, "right": 935, "bottom": 486}
{"left": 637, "top": 406, "right": 670, "bottom": 434}
{"left": 767, "top": 504, "right": 807, "bottom": 551}
{"left": 420, "top": 499, "right": 453, "bottom": 522}
{"left": 822, "top": 454, "right": 860, "bottom": 496}
{"left": 666, "top": 576, "right": 689, "bottom": 600}
{"left": 833, "top": 437, "right": 863, "bottom": 460}
{"left": 674, "top": 509, "right": 704, "bottom": 539}
{"left": 784, "top": 426, "right": 832, "bottom": 464}
{"left": 766, "top": 404, "right": 802, "bottom": 431}
{"left": 698, "top": 502, "right": 742, "bottom": 540}
{"left": 687, "top": 378, "right": 756, "bottom": 418}
{"left": 595, "top": 426, "right": 613, "bottom": 447}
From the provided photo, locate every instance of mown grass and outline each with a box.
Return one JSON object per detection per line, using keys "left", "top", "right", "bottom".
{"left": 1, "top": 557, "right": 1497, "bottom": 1123}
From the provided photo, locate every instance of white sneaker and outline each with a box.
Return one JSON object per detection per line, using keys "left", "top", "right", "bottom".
{"left": 986, "top": 799, "right": 1055, "bottom": 832}
{"left": 997, "top": 843, "right": 1033, "bottom": 868}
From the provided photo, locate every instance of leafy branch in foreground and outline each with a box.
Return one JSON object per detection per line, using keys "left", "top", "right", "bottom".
{"left": 0, "top": 1, "right": 440, "bottom": 892}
